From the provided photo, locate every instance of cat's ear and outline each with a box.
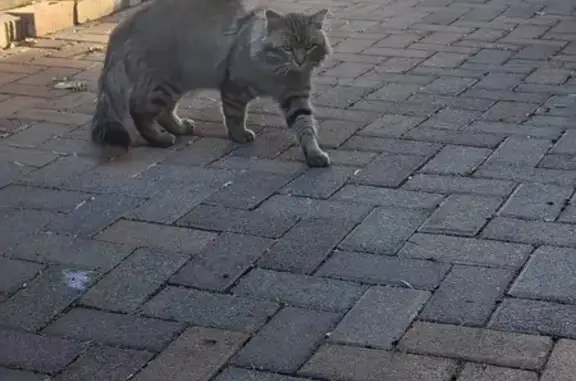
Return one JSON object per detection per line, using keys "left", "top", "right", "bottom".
{"left": 265, "top": 9, "right": 284, "bottom": 27}
{"left": 309, "top": 9, "right": 328, "bottom": 29}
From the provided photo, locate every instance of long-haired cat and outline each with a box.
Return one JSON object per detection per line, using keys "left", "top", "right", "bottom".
{"left": 90, "top": 0, "right": 332, "bottom": 167}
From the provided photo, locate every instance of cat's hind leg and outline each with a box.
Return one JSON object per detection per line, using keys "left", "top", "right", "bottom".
{"left": 219, "top": 82, "right": 255, "bottom": 143}
{"left": 129, "top": 81, "right": 178, "bottom": 148}
{"left": 157, "top": 100, "right": 196, "bottom": 136}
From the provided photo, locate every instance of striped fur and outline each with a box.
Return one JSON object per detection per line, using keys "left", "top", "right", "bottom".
{"left": 91, "top": 0, "right": 331, "bottom": 166}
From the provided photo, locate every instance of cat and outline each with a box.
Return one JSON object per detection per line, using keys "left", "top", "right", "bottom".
{"left": 90, "top": 0, "right": 333, "bottom": 167}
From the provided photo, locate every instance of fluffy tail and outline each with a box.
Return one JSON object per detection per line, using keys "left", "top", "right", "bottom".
{"left": 90, "top": 60, "right": 131, "bottom": 147}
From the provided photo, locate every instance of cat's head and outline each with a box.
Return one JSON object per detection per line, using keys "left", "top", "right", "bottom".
{"left": 261, "top": 8, "right": 331, "bottom": 74}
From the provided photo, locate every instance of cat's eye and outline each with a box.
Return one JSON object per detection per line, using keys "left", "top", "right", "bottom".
{"left": 281, "top": 46, "right": 292, "bottom": 52}
{"left": 306, "top": 45, "right": 318, "bottom": 53}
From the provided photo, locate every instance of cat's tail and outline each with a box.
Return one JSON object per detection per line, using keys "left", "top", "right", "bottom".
{"left": 90, "top": 60, "right": 131, "bottom": 147}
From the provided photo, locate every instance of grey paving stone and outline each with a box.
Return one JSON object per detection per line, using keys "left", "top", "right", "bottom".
{"left": 403, "top": 127, "right": 503, "bottom": 148}
{"left": 458, "top": 363, "right": 538, "bottom": 381}
{"left": 483, "top": 136, "right": 552, "bottom": 167}
{"left": 53, "top": 346, "right": 153, "bottom": 381}
{"left": 179, "top": 204, "right": 299, "bottom": 238}
{"left": 351, "top": 153, "right": 429, "bottom": 187}
{"left": 7, "top": 232, "right": 133, "bottom": 272}
{"left": 279, "top": 166, "right": 355, "bottom": 199}
{"left": 0, "top": 328, "right": 89, "bottom": 373}
{"left": 474, "top": 165, "right": 576, "bottom": 187}
{"left": 133, "top": 327, "right": 248, "bottom": 381}
{"left": 232, "top": 268, "right": 365, "bottom": 312}
{"left": 541, "top": 339, "right": 576, "bottom": 381}
{"left": 508, "top": 246, "right": 576, "bottom": 303}
{"left": 300, "top": 344, "right": 457, "bottom": 381}
{"left": 258, "top": 218, "right": 355, "bottom": 274}
{"left": 399, "top": 322, "right": 552, "bottom": 370}
{"left": 0, "top": 185, "right": 90, "bottom": 212}
{"left": 257, "top": 195, "right": 373, "bottom": 223}
{"left": 550, "top": 130, "right": 576, "bottom": 155}
{"left": 216, "top": 368, "right": 312, "bottom": 381}
{"left": 498, "top": 183, "right": 573, "bottom": 221}
{"left": 420, "top": 145, "right": 491, "bottom": 175}
{"left": 330, "top": 184, "right": 444, "bottom": 209}
{"left": 204, "top": 172, "right": 295, "bottom": 210}
{"left": 0, "top": 367, "right": 50, "bottom": 381}
{"left": 329, "top": 286, "right": 430, "bottom": 349}
{"left": 425, "top": 194, "right": 502, "bottom": 236}
{"left": 419, "top": 265, "right": 514, "bottom": 326}
{"left": 358, "top": 114, "right": 426, "bottom": 138}
{"left": 95, "top": 219, "right": 216, "bottom": 254}
{"left": 44, "top": 308, "right": 185, "bottom": 351}
{"left": 398, "top": 234, "right": 531, "bottom": 268}
{"left": 142, "top": 286, "right": 279, "bottom": 333}
{"left": 231, "top": 307, "right": 340, "bottom": 372}
{"left": 171, "top": 233, "right": 273, "bottom": 291}
{"left": 0, "top": 208, "right": 53, "bottom": 255}
{"left": 163, "top": 137, "right": 236, "bottom": 166}
{"left": 0, "top": 258, "right": 42, "bottom": 301}
{"left": 402, "top": 174, "right": 516, "bottom": 197}
{"left": 342, "top": 137, "right": 446, "bottom": 157}
{"left": 339, "top": 207, "right": 431, "bottom": 254}
{"left": 80, "top": 248, "right": 188, "bottom": 313}
{"left": 46, "top": 194, "right": 144, "bottom": 237}
{"left": 482, "top": 218, "right": 576, "bottom": 246}
{"left": 0, "top": 266, "right": 97, "bottom": 331}
{"left": 317, "top": 251, "right": 450, "bottom": 290}
{"left": 489, "top": 298, "right": 576, "bottom": 338}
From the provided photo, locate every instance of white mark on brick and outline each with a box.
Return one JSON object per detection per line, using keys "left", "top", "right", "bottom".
{"left": 62, "top": 269, "right": 92, "bottom": 291}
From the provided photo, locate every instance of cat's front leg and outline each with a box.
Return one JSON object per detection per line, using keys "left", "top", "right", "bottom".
{"left": 219, "top": 84, "right": 256, "bottom": 143}
{"left": 280, "top": 95, "right": 330, "bottom": 167}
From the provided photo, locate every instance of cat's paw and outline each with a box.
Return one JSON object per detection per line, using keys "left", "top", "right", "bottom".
{"left": 179, "top": 118, "right": 196, "bottom": 135}
{"left": 149, "top": 132, "right": 177, "bottom": 148}
{"left": 229, "top": 128, "right": 256, "bottom": 143}
{"left": 305, "top": 149, "right": 331, "bottom": 167}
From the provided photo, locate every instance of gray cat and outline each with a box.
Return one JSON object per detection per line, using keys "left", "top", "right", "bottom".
{"left": 90, "top": 0, "right": 332, "bottom": 167}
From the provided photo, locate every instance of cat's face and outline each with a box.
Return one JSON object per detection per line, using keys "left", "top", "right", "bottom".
{"left": 262, "top": 9, "right": 331, "bottom": 74}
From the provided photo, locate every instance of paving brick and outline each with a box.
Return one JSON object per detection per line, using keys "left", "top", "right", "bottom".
{"left": 204, "top": 171, "right": 293, "bottom": 210}
{"left": 351, "top": 153, "right": 428, "bottom": 187}
{"left": 54, "top": 345, "right": 152, "bottom": 381}
{"left": 403, "top": 174, "right": 516, "bottom": 196}
{"left": 482, "top": 217, "right": 576, "bottom": 246}
{"left": 142, "top": 286, "right": 278, "bottom": 333}
{"left": 538, "top": 154, "right": 576, "bottom": 171}
{"left": 467, "top": 121, "right": 561, "bottom": 139}
{"left": 258, "top": 218, "right": 355, "bottom": 274}
{"left": 489, "top": 298, "right": 576, "bottom": 338}
{"left": 458, "top": 363, "right": 538, "bottom": 381}
{"left": 339, "top": 207, "right": 431, "bottom": 254}
{"left": 314, "top": 86, "right": 368, "bottom": 108}
{"left": 21, "top": 156, "right": 97, "bottom": 188}
{"left": 231, "top": 307, "right": 340, "bottom": 372}
{"left": 0, "top": 258, "right": 42, "bottom": 302}
{"left": 398, "top": 233, "right": 531, "bottom": 268}
{"left": 420, "top": 194, "right": 502, "bottom": 236}
{"left": 171, "top": 233, "right": 271, "bottom": 291}
{"left": 133, "top": 327, "right": 248, "bottom": 381}
{"left": 329, "top": 286, "right": 429, "bottom": 349}
{"left": 179, "top": 204, "right": 298, "bottom": 238}
{"left": 399, "top": 322, "right": 552, "bottom": 370}
{"left": 498, "top": 183, "right": 573, "bottom": 221}
{"left": 419, "top": 265, "right": 514, "bottom": 326}
{"left": 318, "top": 120, "right": 363, "bottom": 149}
{"left": 404, "top": 127, "right": 503, "bottom": 148}
{"left": 419, "top": 108, "right": 482, "bottom": 131}
{"left": 46, "top": 194, "right": 143, "bottom": 237}
{"left": 44, "top": 307, "right": 184, "bottom": 351}
{"left": 0, "top": 367, "right": 50, "bottom": 381}
{"left": 357, "top": 114, "right": 426, "bottom": 138}
{"left": 366, "top": 83, "right": 422, "bottom": 101}
{"left": 541, "top": 339, "right": 576, "bottom": 381}
{"left": 80, "top": 248, "right": 188, "bottom": 313}
{"left": 317, "top": 250, "right": 450, "bottom": 290}
{"left": 420, "top": 77, "right": 476, "bottom": 95}
{"left": 300, "top": 344, "right": 457, "bottom": 381}
{"left": 473, "top": 73, "right": 524, "bottom": 90}
{"left": 96, "top": 219, "right": 216, "bottom": 254}
{"left": 481, "top": 101, "right": 537, "bottom": 123}
{"left": 0, "top": 328, "right": 89, "bottom": 373}
{"left": 484, "top": 137, "right": 552, "bottom": 168}
{"left": 508, "top": 246, "right": 576, "bottom": 303}
{"left": 7, "top": 232, "right": 132, "bottom": 271}
{"left": 331, "top": 184, "right": 443, "bottom": 208}
{"left": 216, "top": 368, "right": 311, "bottom": 381}
{"left": 468, "top": 49, "right": 513, "bottom": 65}
{"left": 421, "top": 52, "right": 469, "bottom": 68}
{"left": 421, "top": 145, "right": 491, "bottom": 175}
{"left": 257, "top": 194, "right": 373, "bottom": 223}
{"left": 550, "top": 130, "right": 576, "bottom": 155}
{"left": 343, "top": 136, "right": 441, "bottom": 156}
{"left": 163, "top": 137, "right": 235, "bottom": 166}
{"left": 232, "top": 268, "right": 365, "bottom": 311}
{"left": 0, "top": 211, "right": 54, "bottom": 255}
{"left": 0, "top": 266, "right": 96, "bottom": 331}
{"left": 279, "top": 166, "right": 354, "bottom": 199}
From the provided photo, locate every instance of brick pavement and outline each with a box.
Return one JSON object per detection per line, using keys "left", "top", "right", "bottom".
{"left": 0, "top": 0, "right": 576, "bottom": 379}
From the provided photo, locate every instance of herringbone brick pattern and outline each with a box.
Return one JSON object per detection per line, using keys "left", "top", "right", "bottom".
{"left": 1, "top": 0, "right": 576, "bottom": 379}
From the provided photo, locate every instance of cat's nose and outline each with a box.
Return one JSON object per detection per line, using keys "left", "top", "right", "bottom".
{"left": 294, "top": 51, "right": 306, "bottom": 66}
